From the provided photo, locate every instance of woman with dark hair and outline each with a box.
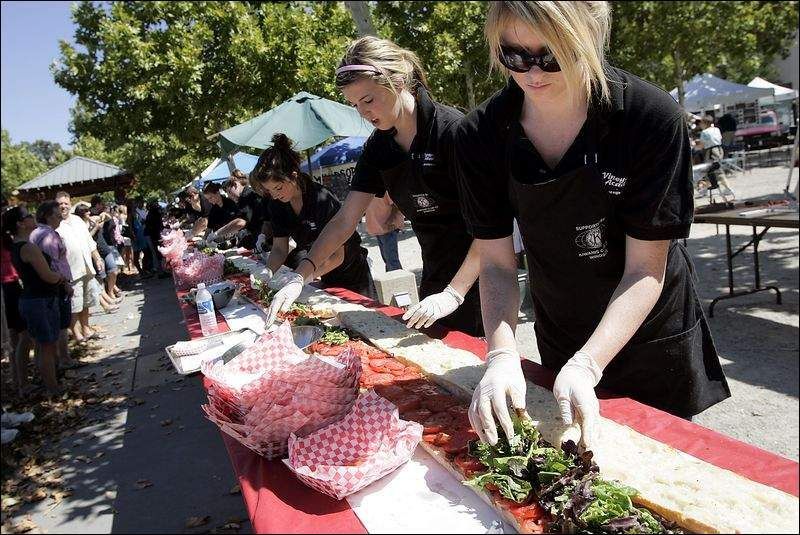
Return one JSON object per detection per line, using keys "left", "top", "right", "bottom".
{"left": 125, "top": 199, "right": 147, "bottom": 276}
{"left": 3, "top": 206, "right": 68, "bottom": 396}
{"left": 201, "top": 182, "right": 242, "bottom": 240}
{"left": 252, "top": 133, "right": 371, "bottom": 301}
{"left": 144, "top": 200, "right": 168, "bottom": 277}
{"left": 1, "top": 206, "right": 34, "bottom": 394}
{"left": 262, "top": 36, "right": 482, "bottom": 335}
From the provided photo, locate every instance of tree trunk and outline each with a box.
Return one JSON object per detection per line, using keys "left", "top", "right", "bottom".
{"left": 673, "top": 48, "right": 685, "bottom": 108}
{"left": 464, "top": 58, "right": 476, "bottom": 109}
{"left": 344, "top": 1, "right": 376, "bottom": 37}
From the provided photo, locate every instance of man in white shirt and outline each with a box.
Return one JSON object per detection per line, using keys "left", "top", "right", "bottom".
{"left": 54, "top": 191, "right": 106, "bottom": 343}
{"left": 696, "top": 116, "right": 735, "bottom": 202}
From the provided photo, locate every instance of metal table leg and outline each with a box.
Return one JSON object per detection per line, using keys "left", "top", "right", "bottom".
{"left": 708, "top": 224, "right": 781, "bottom": 317}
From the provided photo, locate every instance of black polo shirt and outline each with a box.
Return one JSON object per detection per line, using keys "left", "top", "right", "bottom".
{"left": 185, "top": 195, "right": 212, "bottom": 222}
{"left": 269, "top": 180, "right": 362, "bottom": 252}
{"left": 350, "top": 86, "right": 474, "bottom": 289}
{"left": 454, "top": 66, "right": 694, "bottom": 242}
{"left": 207, "top": 196, "right": 241, "bottom": 231}
{"left": 350, "top": 86, "right": 464, "bottom": 200}
{"left": 237, "top": 186, "right": 268, "bottom": 234}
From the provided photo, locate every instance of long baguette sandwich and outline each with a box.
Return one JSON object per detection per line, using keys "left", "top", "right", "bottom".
{"left": 334, "top": 306, "right": 799, "bottom": 534}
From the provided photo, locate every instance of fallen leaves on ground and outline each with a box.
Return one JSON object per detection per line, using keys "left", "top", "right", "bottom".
{"left": 1, "top": 514, "right": 38, "bottom": 533}
{"left": 185, "top": 515, "right": 210, "bottom": 528}
{"left": 134, "top": 479, "right": 153, "bottom": 490}
{"left": 228, "top": 483, "right": 241, "bottom": 495}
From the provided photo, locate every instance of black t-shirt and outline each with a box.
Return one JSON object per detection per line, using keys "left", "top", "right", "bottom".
{"left": 237, "top": 186, "right": 268, "bottom": 234}
{"left": 185, "top": 195, "right": 212, "bottom": 221}
{"left": 454, "top": 67, "right": 694, "bottom": 242}
{"left": 269, "top": 180, "right": 360, "bottom": 252}
{"left": 207, "top": 196, "right": 241, "bottom": 231}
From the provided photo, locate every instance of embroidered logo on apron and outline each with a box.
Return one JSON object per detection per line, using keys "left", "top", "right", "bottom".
{"left": 602, "top": 171, "right": 627, "bottom": 196}
{"left": 575, "top": 217, "right": 608, "bottom": 259}
{"left": 412, "top": 193, "right": 439, "bottom": 214}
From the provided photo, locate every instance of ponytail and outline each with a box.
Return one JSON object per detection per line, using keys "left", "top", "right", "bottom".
{"left": 251, "top": 133, "right": 312, "bottom": 192}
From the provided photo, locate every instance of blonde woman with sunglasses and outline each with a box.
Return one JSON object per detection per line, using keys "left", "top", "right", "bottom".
{"left": 455, "top": 2, "right": 730, "bottom": 449}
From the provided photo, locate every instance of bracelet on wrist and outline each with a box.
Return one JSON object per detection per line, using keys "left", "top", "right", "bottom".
{"left": 299, "top": 257, "right": 318, "bottom": 272}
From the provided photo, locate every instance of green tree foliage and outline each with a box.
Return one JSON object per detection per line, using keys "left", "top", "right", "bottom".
{"left": 373, "top": 1, "right": 502, "bottom": 111}
{"left": 52, "top": 1, "right": 356, "bottom": 195}
{"left": 609, "top": 1, "right": 800, "bottom": 105}
{"left": 1, "top": 130, "right": 48, "bottom": 196}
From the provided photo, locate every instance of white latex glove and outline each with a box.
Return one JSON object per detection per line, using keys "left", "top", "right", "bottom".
{"left": 206, "top": 231, "right": 218, "bottom": 244}
{"left": 255, "top": 233, "right": 267, "bottom": 253}
{"left": 469, "top": 349, "right": 527, "bottom": 445}
{"left": 401, "top": 285, "right": 464, "bottom": 329}
{"left": 265, "top": 272, "right": 304, "bottom": 326}
{"left": 552, "top": 351, "right": 603, "bottom": 451}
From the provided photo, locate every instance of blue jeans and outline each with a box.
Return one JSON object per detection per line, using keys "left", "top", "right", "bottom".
{"left": 376, "top": 231, "right": 402, "bottom": 272}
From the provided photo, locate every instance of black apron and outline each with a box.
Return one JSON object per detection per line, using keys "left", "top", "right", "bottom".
{"left": 380, "top": 156, "right": 483, "bottom": 337}
{"left": 508, "top": 117, "right": 730, "bottom": 417}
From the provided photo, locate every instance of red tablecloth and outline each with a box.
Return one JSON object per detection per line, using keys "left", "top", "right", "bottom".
{"left": 178, "top": 283, "right": 799, "bottom": 534}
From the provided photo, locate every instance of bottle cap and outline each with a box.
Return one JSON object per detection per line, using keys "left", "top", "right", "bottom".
{"left": 197, "top": 283, "right": 205, "bottom": 289}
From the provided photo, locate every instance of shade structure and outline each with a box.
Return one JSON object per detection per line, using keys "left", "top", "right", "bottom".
{"left": 199, "top": 152, "right": 261, "bottom": 185}
{"left": 15, "top": 156, "right": 134, "bottom": 202}
{"left": 670, "top": 73, "right": 774, "bottom": 111}
{"left": 218, "top": 92, "right": 374, "bottom": 154}
{"left": 748, "top": 77, "right": 799, "bottom": 104}
{"left": 299, "top": 136, "right": 367, "bottom": 174}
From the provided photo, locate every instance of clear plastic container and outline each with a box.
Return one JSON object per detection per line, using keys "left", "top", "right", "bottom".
{"left": 196, "top": 283, "right": 218, "bottom": 336}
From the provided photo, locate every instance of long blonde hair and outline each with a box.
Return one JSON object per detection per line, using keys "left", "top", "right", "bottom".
{"left": 335, "top": 36, "right": 429, "bottom": 99}
{"left": 485, "top": 1, "right": 612, "bottom": 106}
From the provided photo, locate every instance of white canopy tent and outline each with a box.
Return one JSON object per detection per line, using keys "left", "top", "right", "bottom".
{"left": 748, "top": 76, "right": 798, "bottom": 103}
{"left": 671, "top": 73, "right": 774, "bottom": 111}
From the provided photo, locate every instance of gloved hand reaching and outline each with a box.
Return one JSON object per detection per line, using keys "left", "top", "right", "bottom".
{"left": 401, "top": 285, "right": 464, "bottom": 330}
{"left": 255, "top": 233, "right": 267, "bottom": 253}
{"left": 265, "top": 272, "right": 304, "bottom": 326}
{"left": 206, "top": 231, "right": 218, "bottom": 244}
{"left": 552, "top": 351, "right": 603, "bottom": 451}
{"left": 468, "top": 348, "right": 527, "bottom": 445}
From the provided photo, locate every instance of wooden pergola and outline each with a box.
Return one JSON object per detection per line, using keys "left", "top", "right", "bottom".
{"left": 14, "top": 156, "right": 136, "bottom": 203}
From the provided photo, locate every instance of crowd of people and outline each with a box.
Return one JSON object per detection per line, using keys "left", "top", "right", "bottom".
{"left": 0, "top": 192, "right": 170, "bottom": 397}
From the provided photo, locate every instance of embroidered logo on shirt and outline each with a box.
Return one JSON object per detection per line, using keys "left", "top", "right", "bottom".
{"left": 412, "top": 193, "right": 439, "bottom": 214}
{"left": 603, "top": 171, "right": 627, "bottom": 196}
{"left": 420, "top": 153, "right": 437, "bottom": 167}
{"left": 575, "top": 218, "right": 608, "bottom": 260}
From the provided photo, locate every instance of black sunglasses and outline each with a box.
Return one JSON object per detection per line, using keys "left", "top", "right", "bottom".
{"left": 498, "top": 44, "right": 561, "bottom": 73}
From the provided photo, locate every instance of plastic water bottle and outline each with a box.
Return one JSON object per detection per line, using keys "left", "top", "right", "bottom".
{"left": 196, "top": 283, "right": 218, "bottom": 336}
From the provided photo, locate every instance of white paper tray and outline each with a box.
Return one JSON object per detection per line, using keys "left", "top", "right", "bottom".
{"left": 165, "top": 328, "right": 259, "bottom": 375}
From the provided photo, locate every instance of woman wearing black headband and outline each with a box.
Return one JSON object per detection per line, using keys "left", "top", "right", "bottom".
{"left": 265, "top": 36, "right": 483, "bottom": 337}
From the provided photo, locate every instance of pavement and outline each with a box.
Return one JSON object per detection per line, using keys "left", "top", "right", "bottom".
{"left": 5, "top": 276, "right": 251, "bottom": 534}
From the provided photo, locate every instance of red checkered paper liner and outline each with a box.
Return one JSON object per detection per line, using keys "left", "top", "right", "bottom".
{"left": 199, "top": 321, "right": 362, "bottom": 459}
{"left": 173, "top": 251, "right": 224, "bottom": 290}
{"left": 284, "top": 390, "right": 423, "bottom": 500}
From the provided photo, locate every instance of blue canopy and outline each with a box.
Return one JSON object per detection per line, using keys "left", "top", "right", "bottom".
{"left": 199, "top": 152, "right": 261, "bottom": 185}
{"left": 670, "top": 73, "right": 773, "bottom": 111}
{"left": 300, "top": 137, "right": 367, "bottom": 174}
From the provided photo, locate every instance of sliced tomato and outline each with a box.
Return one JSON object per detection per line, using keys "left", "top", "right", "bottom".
{"left": 394, "top": 394, "right": 422, "bottom": 412}
{"left": 443, "top": 430, "right": 476, "bottom": 455}
{"left": 369, "top": 358, "right": 389, "bottom": 369}
{"left": 520, "top": 518, "right": 548, "bottom": 533}
{"left": 401, "top": 408, "right": 432, "bottom": 423}
{"left": 421, "top": 394, "right": 459, "bottom": 412}
{"left": 453, "top": 452, "right": 487, "bottom": 475}
{"left": 374, "top": 384, "right": 406, "bottom": 402}
{"left": 385, "top": 359, "right": 405, "bottom": 370}
{"left": 363, "top": 372, "right": 396, "bottom": 387}
{"left": 432, "top": 432, "right": 452, "bottom": 447}
{"left": 422, "top": 412, "right": 454, "bottom": 434}
{"left": 493, "top": 496, "right": 525, "bottom": 512}
{"left": 388, "top": 366, "right": 410, "bottom": 377}
{"left": 512, "top": 503, "right": 546, "bottom": 521}
{"left": 422, "top": 433, "right": 439, "bottom": 444}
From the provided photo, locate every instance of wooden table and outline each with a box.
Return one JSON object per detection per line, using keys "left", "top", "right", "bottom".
{"left": 693, "top": 207, "right": 799, "bottom": 316}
